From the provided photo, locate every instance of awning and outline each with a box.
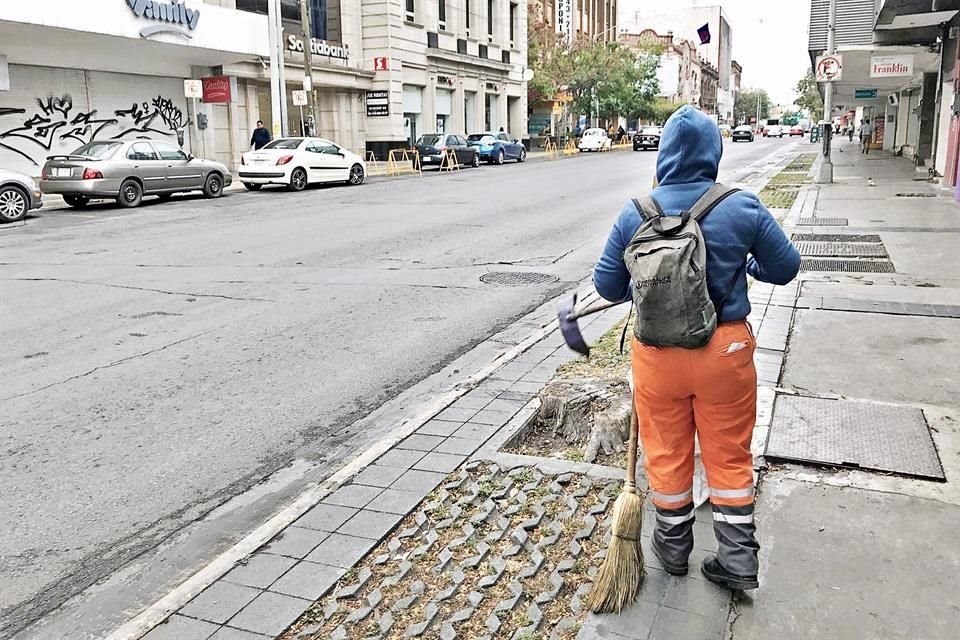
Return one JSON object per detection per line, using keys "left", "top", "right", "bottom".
{"left": 874, "top": 0, "right": 960, "bottom": 46}
{"left": 824, "top": 46, "right": 940, "bottom": 112}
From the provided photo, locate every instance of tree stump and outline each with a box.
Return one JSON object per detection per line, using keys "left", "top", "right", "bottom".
{"left": 536, "top": 376, "right": 632, "bottom": 463}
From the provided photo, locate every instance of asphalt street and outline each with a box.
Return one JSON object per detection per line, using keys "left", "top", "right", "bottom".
{"left": 0, "top": 136, "right": 804, "bottom": 639}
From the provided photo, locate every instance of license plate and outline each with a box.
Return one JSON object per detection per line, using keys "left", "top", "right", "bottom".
{"left": 53, "top": 168, "right": 72, "bottom": 177}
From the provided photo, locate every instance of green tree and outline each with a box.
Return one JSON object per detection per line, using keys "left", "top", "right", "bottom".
{"left": 794, "top": 70, "right": 823, "bottom": 121}
{"left": 734, "top": 88, "right": 771, "bottom": 125}
{"left": 526, "top": 3, "right": 572, "bottom": 105}
{"left": 639, "top": 98, "right": 683, "bottom": 125}
{"left": 568, "top": 40, "right": 661, "bottom": 122}
{"left": 781, "top": 110, "right": 801, "bottom": 126}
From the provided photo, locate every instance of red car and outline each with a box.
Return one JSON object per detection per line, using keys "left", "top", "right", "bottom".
{"left": 789, "top": 124, "right": 804, "bottom": 137}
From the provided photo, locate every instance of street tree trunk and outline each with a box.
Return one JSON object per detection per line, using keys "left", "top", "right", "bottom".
{"left": 536, "top": 377, "right": 632, "bottom": 463}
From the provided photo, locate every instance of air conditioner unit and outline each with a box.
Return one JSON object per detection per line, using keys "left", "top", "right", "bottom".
{"left": 888, "top": 93, "right": 899, "bottom": 106}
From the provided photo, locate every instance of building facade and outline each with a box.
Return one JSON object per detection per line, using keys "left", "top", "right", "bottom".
{"left": 0, "top": 0, "right": 269, "bottom": 176}
{"left": 533, "top": 0, "right": 619, "bottom": 41}
{"left": 362, "top": 1, "right": 529, "bottom": 158}
{"left": 620, "top": 29, "right": 701, "bottom": 106}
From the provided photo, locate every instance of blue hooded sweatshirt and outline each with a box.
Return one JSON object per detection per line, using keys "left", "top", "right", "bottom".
{"left": 593, "top": 106, "right": 800, "bottom": 321}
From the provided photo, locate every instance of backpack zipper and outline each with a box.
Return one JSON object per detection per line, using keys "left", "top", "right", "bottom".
{"left": 630, "top": 233, "right": 702, "bottom": 272}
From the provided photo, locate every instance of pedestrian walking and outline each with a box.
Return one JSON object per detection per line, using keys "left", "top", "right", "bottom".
{"left": 859, "top": 118, "right": 874, "bottom": 154}
{"left": 593, "top": 105, "right": 800, "bottom": 592}
{"left": 250, "top": 120, "right": 271, "bottom": 150}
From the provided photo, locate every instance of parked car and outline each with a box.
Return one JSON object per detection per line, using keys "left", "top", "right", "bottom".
{"left": 239, "top": 137, "right": 366, "bottom": 191}
{"left": 731, "top": 125, "right": 755, "bottom": 143}
{"left": 719, "top": 124, "right": 733, "bottom": 137}
{"left": 414, "top": 133, "right": 480, "bottom": 168}
{"left": 788, "top": 124, "right": 805, "bottom": 137}
{"left": 41, "top": 140, "right": 231, "bottom": 208}
{"left": 0, "top": 169, "right": 43, "bottom": 223}
{"left": 578, "top": 128, "right": 612, "bottom": 152}
{"left": 466, "top": 132, "right": 526, "bottom": 164}
{"left": 763, "top": 125, "right": 784, "bottom": 138}
{"left": 633, "top": 127, "right": 662, "bottom": 151}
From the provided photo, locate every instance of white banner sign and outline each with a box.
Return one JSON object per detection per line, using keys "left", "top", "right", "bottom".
{"left": 870, "top": 55, "right": 914, "bottom": 78}
{"left": 183, "top": 79, "right": 203, "bottom": 98}
{"left": 291, "top": 90, "right": 307, "bottom": 106}
{"left": 815, "top": 53, "right": 843, "bottom": 82}
{"left": 556, "top": 0, "right": 573, "bottom": 44}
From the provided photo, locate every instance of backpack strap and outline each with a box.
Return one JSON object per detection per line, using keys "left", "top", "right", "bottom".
{"left": 631, "top": 194, "right": 663, "bottom": 221}
{"left": 688, "top": 183, "right": 740, "bottom": 222}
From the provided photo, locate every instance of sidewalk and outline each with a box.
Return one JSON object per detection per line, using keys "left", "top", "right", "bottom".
{"left": 136, "top": 143, "right": 959, "bottom": 640}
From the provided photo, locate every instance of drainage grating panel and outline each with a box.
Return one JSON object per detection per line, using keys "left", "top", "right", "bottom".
{"left": 895, "top": 192, "right": 936, "bottom": 198}
{"left": 791, "top": 234, "right": 881, "bottom": 243}
{"left": 480, "top": 271, "right": 560, "bottom": 286}
{"left": 794, "top": 241, "right": 889, "bottom": 257}
{"left": 797, "top": 217, "right": 849, "bottom": 226}
{"left": 800, "top": 258, "right": 895, "bottom": 273}
{"left": 765, "top": 396, "right": 945, "bottom": 481}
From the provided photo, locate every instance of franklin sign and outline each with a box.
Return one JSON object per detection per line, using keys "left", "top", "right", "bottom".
{"left": 127, "top": 0, "right": 200, "bottom": 39}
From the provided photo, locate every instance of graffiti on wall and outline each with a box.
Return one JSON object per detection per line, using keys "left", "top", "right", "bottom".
{"left": 0, "top": 94, "right": 189, "bottom": 167}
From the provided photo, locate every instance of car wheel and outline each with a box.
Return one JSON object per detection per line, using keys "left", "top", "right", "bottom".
{"left": 117, "top": 179, "right": 143, "bottom": 208}
{"left": 0, "top": 185, "right": 28, "bottom": 223}
{"left": 202, "top": 173, "right": 224, "bottom": 199}
{"left": 495, "top": 150, "right": 505, "bottom": 165}
{"left": 63, "top": 194, "right": 90, "bottom": 208}
{"left": 348, "top": 163, "right": 365, "bottom": 185}
{"left": 288, "top": 167, "right": 307, "bottom": 192}
{"left": 243, "top": 183, "right": 262, "bottom": 191}
{"left": 517, "top": 148, "right": 526, "bottom": 163}
{"left": 471, "top": 153, "right": 480, "bottom": 168}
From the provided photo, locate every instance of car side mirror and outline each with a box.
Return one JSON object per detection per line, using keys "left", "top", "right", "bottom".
{"left": 513, "top": 138, "right": 520, "bottom": 144}
{"left": 186, "top": 153, "right": 194, "bottom": 161}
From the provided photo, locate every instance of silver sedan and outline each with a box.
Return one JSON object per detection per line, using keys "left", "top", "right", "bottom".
{"left": 0, "top": 169, "right": 43, "bottom": 223}
{"left": 40, "top": 139, "right": 232, "bottom": 209}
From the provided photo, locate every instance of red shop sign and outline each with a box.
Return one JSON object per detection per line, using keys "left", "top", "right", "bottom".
{"left": 202, "top": 76, "right": 232, "bottom": 103}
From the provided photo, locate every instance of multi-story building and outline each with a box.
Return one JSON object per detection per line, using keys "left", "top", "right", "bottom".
{"left": 620, "top": 29, "right": 701, "bottom": 106}
{"left": 699, "top": 58, "right": 718, "bottom": 115}
{"left": 363, "top": 0, "right": 529, "bottom": 157}
{"left": 532, "top": 1, "right": 619, "bottom": 41}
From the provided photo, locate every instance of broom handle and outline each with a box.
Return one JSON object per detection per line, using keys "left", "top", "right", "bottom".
{"left": 624, "top": 399, "right": 639, "bottom": 493}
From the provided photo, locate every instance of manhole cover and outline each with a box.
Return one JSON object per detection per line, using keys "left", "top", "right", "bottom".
{"left": 791, "top": 233, "right": 881, "bottom": 243}
{"left": 795, "top": 241, "right": 889, "bottom": 257}
{"left": 800, "top": 258, "right": 895, "bottom": 273}
{"left": 797, "top": 217, "right": 849, "bottom": 226}
{"left": 765, "top": 396, "right": 945, "bottom": 481}
{"left": 480, "top": 271, "right": 559, "bottom": 286}
{"left": 895, "top": 192, "right": 936, "bottom": 198}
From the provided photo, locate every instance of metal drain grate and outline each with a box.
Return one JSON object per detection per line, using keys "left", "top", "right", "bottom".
{"left": 765, "top": 396, "right": 945, "bottom": 481}
{"left": 480, "top": 271, "right": 560, "bottom": 286}
{"left": 797, "top": 217, "right": 849, "bottom": 226}
{"left": 800, "top": 258, "right": 895, "bottom": 272}
{"left": 791, "top": 233, "right": 881, "bottom": 243}
{"left": 895, "top": 192, "right": 936, "bottom": 198}
{"left": 794, "top": 241, "right": 889, "bottom": 257}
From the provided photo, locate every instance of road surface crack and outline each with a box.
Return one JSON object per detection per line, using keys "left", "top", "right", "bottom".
{"left": 5, "top": 278, "right": 274, "bottom": 302}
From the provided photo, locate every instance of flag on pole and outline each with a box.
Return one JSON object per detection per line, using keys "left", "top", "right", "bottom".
{"left": 697, "top": 23, "right": 711, "bottom": 45}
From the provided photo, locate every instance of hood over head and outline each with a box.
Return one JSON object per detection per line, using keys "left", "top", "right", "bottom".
{"left": 655, "top": 105, "right": 723, "bottom": 186}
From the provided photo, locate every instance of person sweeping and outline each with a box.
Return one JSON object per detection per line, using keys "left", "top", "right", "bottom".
{"left": 587, "top": 106, "right": 800, "bottom": 611}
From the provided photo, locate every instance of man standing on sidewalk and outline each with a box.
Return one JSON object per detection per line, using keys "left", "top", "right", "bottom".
{"left": 859, "top": 118, "right": 874, "bottom": 154}
{"left": 250, "top": 120, "right": 271, "bottom": 150}
{"left": 593, "top": 106, "right": 800, "bottom": 591}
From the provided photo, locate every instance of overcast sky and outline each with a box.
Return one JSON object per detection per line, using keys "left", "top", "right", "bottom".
{"left": 620, "top": 0, "right": 812, "bottom": 105}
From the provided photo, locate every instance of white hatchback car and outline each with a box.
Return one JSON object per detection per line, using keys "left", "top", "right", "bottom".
{"left": 577, "top": 128, "right": 612, "bottom": 152}
{"left": 238, "top": 137, "right": 366, "bottom": 191}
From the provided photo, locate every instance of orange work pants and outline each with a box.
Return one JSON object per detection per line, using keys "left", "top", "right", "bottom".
{"left": 631, "top": 321, "right": 757, "bottom": 510}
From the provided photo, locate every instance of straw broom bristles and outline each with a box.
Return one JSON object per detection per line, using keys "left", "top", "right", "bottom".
{"left": 586, "top": 404, "right": 645, "bottom": 614}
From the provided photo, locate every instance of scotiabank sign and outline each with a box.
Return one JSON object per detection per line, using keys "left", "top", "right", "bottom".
{"left": 286, "top": 34, "right": 349, "bottom": 60}
{"left": 202, "top": 76, "right": 233, "bottom": 103}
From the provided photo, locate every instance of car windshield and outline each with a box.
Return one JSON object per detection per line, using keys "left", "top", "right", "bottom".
{"left": 642, "top": 128, "right": 660, "bottom": 135}
{"left": 69, "top": 141, "right": 122, "bottom": 158}
{"left": 467, "top": 134, "right": 495, "bottom": 143}
{"left": 418, "top": 134, "right": 442, "bottom": 146}
{"left": 263, "top": 138, "right": 303, "bottom": 150}
{"left": 735, "top": 126, "right": 751, "bottom": 131}
{"left": 584, "top": 129, "right": 603, "bottom": 136}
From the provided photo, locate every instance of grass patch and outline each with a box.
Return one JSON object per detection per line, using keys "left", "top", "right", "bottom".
{"left": 555, "top": 317, "right": 632, "bottom": 379}
{"left": 758, "top": 185, "right": 799, "bottom": 209}
{"left": 784, "top": 153, "right": 818, "bottom": 172}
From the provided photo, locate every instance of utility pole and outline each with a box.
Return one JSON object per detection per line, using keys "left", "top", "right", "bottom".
{"left": 815, "top": 0, "right": 836, "bottom": 183}
{"left": 299, "top": 0, "right": 318, "bottom": 136}
{"left": 756, "top": 93, "right": 761, "bottom": 132}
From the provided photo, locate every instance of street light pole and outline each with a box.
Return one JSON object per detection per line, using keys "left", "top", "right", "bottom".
{"left": 815, "top": 0, "right": 836, "bottom": 184}
{"left": 267, "top": 0, "right": 282, "bottom": 139}
{"left": 299, "top": 0, "right": 318, "bottom": 136}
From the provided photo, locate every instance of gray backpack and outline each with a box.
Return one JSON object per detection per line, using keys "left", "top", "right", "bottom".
{"left": 624, "top": 183, "right": 741, "bottom": 349}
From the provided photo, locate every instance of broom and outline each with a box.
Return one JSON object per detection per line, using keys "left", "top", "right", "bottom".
{"left": 586, "top": 401, "right": 645, "bottom": 614}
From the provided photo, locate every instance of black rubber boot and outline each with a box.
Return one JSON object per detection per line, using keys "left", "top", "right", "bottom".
{"left": 701, "top": 555, "right": 759, "bottom": 591}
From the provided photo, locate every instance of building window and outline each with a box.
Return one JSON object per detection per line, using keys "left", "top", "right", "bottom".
{"left": 438, "top": 0, "right": 446, "bottom": 30}
{"left": 487, "top": 0, "right": 494, "bottom": 39}
{"left": 311, "top": 0, "right": 327, "bottom": 40}
{"left": 509, "top": 2, "right": 516, "bottom": 45}
{"left": 406, "top": 0, "right": 415, "bottom": 22}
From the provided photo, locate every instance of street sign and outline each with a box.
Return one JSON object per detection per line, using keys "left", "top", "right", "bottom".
{"left": 815, "top": 53, "right": 843, "bottom": 82}
{"left": 855, "top": 88, "right": 878, "bottom": 100}
{"left": 183, "top": 79, "right": 202, "bottom": 99}
{"left": 302, "top": 76, "right": 312, "bottom": 91}
{"left": 366, "top": 90, "right": 389, "bottom": 117}
{"left": 292, "top": 90, "right": 308, "bottom": 106}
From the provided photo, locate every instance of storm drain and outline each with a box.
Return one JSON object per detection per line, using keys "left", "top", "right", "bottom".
{"left": 800, "top": 258, "right": 895, "bottom": 273}
{"left": 765, "top": 395, "right": 945, "bottom": 481}
{"left": 794, "top": 241, "right": 889, "bottom": 257}
{"left": 797, "top": 217, "right": 849, "bottom": 226}
{"left": 480, "top": 271, "right": 560, "bottom": 286}
{"left": 791, "top": 233, "right": 881, "bottom": 243}
{"left": 895, "top": 192, "right": 936, "bottom": 198}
